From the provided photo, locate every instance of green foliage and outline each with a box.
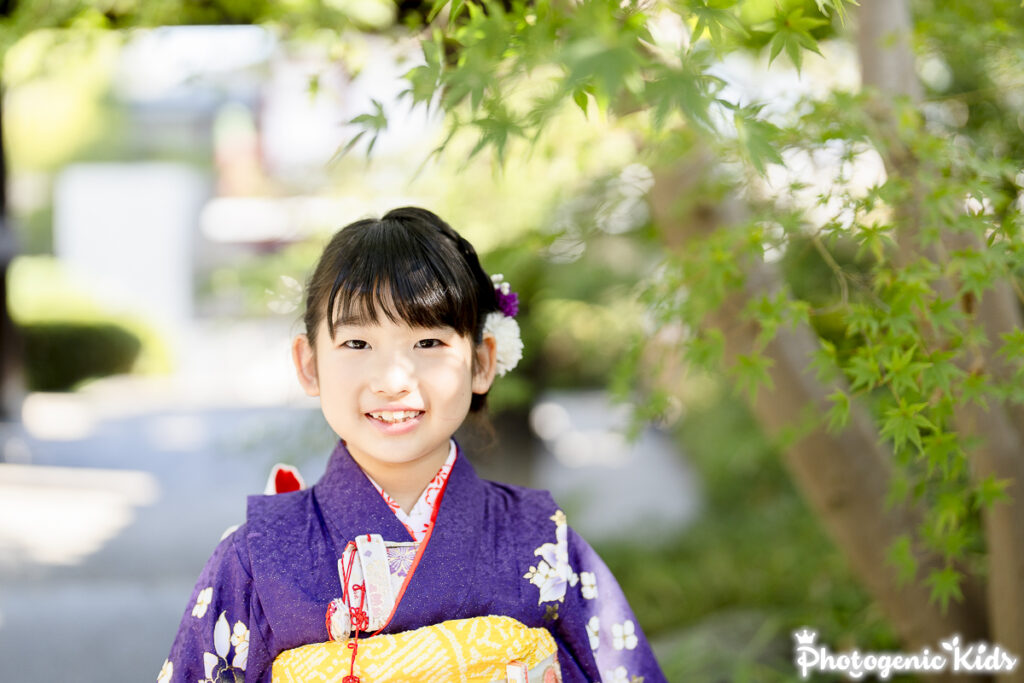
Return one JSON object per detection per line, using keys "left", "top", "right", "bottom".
{"left": 600, "top": 393, "right": 900, "bottom": 680}
{"left": 691, "top": 1, "right": 747, "bottom": 47}
{"left": 886, "top": 535, "right": 918, "bottom": 586}
{"left": 924, "top": 566, "right": 964, "bottom": 614}
{"left": 20, "top": 321, "right": 142, "bottom": 391}
{"left": 764, "top": 7, "right": 826, "bottom": 73}
{"left": 0, "top": 0, "right": 381, "bottom": 51}
{"left": 370, "top": 0, "right": 855, "bottom": 171}
{"left": 381, "top": 0, "right": 1024, "bottom": 623}
{"left": 336, "top": 98, "right": 389, "bottom": 159}
{"left": 9, "top": 256, "right": 173, "bottom": 375}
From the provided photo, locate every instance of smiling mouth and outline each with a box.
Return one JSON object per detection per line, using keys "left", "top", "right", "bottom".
{"left": 366, "top": 411, "right": 425, "bottom": 424}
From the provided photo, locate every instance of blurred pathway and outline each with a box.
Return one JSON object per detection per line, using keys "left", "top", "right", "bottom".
{"left": 0, "top": 392, "right": 334, "bottom": 683}
{"left": 531, "top": 389, "right": 700, "bottom": 545}
{"left": 0, "top": 318, "right": 330, "bottom": 681}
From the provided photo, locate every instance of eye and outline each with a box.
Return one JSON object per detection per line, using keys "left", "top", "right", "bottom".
{"left": 417, "top": 339, "right": 443, "bottom": 349}
{"left": 342, "top": 340, "right": 367, "bottom": 350}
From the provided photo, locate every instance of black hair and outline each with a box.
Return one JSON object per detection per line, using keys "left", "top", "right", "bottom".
{"left": 302, "top": 207, "right": 500, "bottom": 412}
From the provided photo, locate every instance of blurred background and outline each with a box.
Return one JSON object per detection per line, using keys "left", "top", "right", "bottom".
{"left": 2, "top": 1, "right": 1023, "bottom": 682}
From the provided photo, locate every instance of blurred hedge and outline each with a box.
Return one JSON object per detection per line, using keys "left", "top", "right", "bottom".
{"left": 20, "top": 322, "right": 141, "bottom": 391}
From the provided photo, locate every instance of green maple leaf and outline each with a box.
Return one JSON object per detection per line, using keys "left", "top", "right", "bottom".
{"left": 824, "top": 389, "right": 850, "bottom": 432}
{"left": 920, "top": 350, "right": 964, "bottom": 397}
{"left": 948, "top": 246, "right": 1003, "bottom": 302}
{"left": 468, "top": 99, "right": 525, "bottom": 165}
{"left": 732, "top": 351, "right": 775, "bottom": 402}
{"left": 559, "top": 29, "right": 641, "bottom": 112}
{"left": 880, "top": 398, "right": 934, "bottom": 453}
{"left": 925, "top": 566, "right": 964, "bottom": 613}
{"left": 885, "top": 345, "right": 930, "bottom": 396}
{"left": 686, "top": 328, "right": 725, "bottom": 370}
{"left": 854, "top": 221, "right": 894, "bottom": 262}
{"left": 401, "top": 36, "right": 445, "bottom": 106}
{"left": 922, "top": 431, "right": 963, "bottom": 478}
{"left": 809, "top": 0, "right": 856, "bottom": 26}
{"left": 809, "top": 340, "right": 840, "bottom": 384}
{"left": 846, "top": 347, "right": 881, "bottom": 392}
{"left": 766, "top": 8, "right": 827, "bottom": 73}
{"left": 645, "top": 52, "right": 720, "bottom": 131}
{"left": 928, "top": 297, "right": 965, "bottom": 338}
{"left": 997, "top": 328, "right": 1024, "bottom": 363}
{"left": 742, "top": 290, "right": 793, "bottom": 347}
{"left": 733, "top": 105, "right": 783, "bottom": 175}
{"left": 334, "top": 99, "right": 388, "bottom": 160}
{"left": 845, "top": 303, "right": 880, "bottom": 337}
{"left": 934, "top": 491, "right": 967, "bottom": 533}
{"left": 960, "top": 371, "right": 990, "bottom": 410}
{"left": 974, "top": 475, "right": 1011, "bottom": 510}
{"left": 691, "top": 2, "right": 747, "bottom": 46}
{"left": 886, "top": 535, "right": 918, "bottom": 586}
{"left": 572, "top": 87, "right": 592, "bottom": 118}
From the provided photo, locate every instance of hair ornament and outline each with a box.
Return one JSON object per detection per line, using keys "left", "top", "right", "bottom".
{"left": 483, "top": 274, "right": 523, "bottom": 377}
{"left": 491, "top": 273, "right": 519, "bottom": 317}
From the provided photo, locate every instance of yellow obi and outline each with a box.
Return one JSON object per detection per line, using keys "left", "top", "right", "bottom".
{"left": 272, "top": 615, "right": 561, "bottom": 683}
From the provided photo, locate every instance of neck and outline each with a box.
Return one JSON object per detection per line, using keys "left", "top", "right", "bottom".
{"left": 351, "top": 442, "right": 451, "bottom": 514}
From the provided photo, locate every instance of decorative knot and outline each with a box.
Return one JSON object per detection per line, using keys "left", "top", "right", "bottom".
{"left": 350, "top": 607, "right": 369, "bottom": 632}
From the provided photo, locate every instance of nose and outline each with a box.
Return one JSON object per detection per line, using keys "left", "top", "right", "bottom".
{"left": 369, "top": 350, "right": 415, "bottom": 397}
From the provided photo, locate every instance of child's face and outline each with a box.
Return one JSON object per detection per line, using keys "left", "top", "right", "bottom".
{"left": 291, "top": 307, "right": 496, "bottom": 475}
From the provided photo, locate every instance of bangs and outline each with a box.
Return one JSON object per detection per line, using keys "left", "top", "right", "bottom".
{"left": 323, "top": 219, "right": 478, "bottom": 340}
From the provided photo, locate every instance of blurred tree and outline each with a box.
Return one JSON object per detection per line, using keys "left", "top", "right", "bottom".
{"left": 0, "top": 0, "right": 406, "bottom": 416}
{"left": 0, "top": 0, "right": 21, "bottom": 419}
{"left": 356, "top": 0, "right": 1024, "bottom": 677}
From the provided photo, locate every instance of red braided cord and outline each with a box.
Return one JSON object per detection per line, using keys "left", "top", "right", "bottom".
{"left": 339, "top": 541, "right": 368, "bottom": 683}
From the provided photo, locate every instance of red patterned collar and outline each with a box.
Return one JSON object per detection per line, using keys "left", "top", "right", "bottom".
{"left": 363, "top": 440, "right": 457, "bottom": 542}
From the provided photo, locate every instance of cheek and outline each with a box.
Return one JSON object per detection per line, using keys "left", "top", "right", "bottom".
{"left": 420, "top": 358, "right": 473, "bottom": 398}
{"left": 317, "top": 384, "right": 351, "bottom": 422}
{"left": 315, "top": 359, "right": 356, "bottom": 404}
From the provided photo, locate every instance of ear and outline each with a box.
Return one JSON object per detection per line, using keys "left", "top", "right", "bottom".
{"left": 292, "top": 333, "right": 320, "bottom": 397}
{"left": 471, "top": 332, "right": 498, "bottom": 395}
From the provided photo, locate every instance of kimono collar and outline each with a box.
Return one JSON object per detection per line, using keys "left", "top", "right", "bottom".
{"left": 312, "top": 438, "right": 488, "bottom": 631}
{"left": 313, "top": 439, "right": 483, "bottom": 546}
{"left": 364, "top": 439, "right": 457, "bottom": 542}
{"left": 387, "top": 439, "right": 487, "bottom": 630}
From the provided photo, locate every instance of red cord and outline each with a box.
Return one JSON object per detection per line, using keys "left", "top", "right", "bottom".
{"left": 339, "top": 541, "right": 368, "bottom": 683}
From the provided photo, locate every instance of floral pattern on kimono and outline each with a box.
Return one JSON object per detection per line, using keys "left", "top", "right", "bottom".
{"left": 524, "top": 509, "right": 579, "bottom": 604}
{"left": 523, "top": 508, "right": 662, "bottom": 683}
{"left": 162, "top": 528, "right": 270, "bottom": 682}
{"left": 199, "top": 611, "right": 249, "bottom": 682}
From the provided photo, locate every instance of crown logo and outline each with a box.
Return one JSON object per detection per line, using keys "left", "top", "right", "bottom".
{"left": 793, "top": 628, "right": 818, "bottom": 646}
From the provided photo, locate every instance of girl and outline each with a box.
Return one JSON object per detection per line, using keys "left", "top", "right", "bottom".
{"left": 161, "top": 207, "right": 667, "bottom": 683}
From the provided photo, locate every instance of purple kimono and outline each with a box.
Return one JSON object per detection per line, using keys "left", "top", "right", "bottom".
{"left": 162, "top": 439, "right": 667, "bottom": 682}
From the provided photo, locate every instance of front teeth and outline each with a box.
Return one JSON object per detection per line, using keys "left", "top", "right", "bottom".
{"left": 369, "top": 410, "right": 422, "bottom": 424}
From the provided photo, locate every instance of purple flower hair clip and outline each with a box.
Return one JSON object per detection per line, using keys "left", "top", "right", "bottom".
{"left": 491, "top": 273, "right": 520, "bottom": 317}
{"left": 483, "top": 274, "right": 523, "bottom": 376}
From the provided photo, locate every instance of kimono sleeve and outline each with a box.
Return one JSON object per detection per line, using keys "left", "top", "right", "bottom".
{"left": 555, "top": 525, "right": 668, "bottom": 683}
{"left": 158, "top": 527, "right": 272, "bottom": 683}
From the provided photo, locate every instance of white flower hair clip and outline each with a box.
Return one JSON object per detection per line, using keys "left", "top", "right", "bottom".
{"left": 483, "top": 273, "right": 523, "bottom": 377}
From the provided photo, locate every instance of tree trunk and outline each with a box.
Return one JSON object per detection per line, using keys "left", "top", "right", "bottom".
{"left": 856, "top": 0, "right": 921, "bottom": 101}
{"left": 856, "top": 1, "right": 1024, "bottom": 675}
